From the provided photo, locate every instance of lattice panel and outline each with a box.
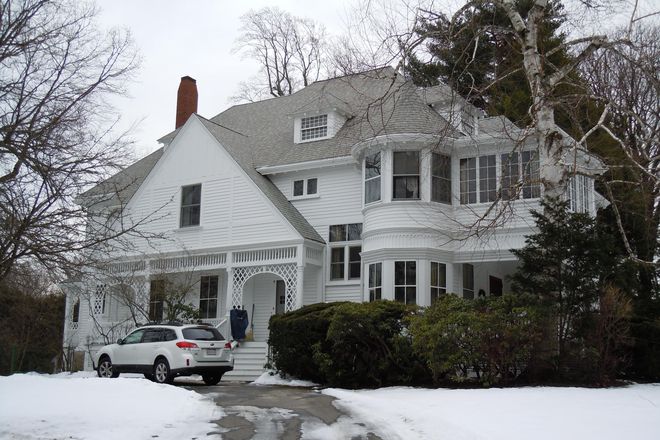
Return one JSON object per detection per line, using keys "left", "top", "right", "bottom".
{"left": 232, "top": 264, "right": 298, "bottom": 312}
{"left": 93, "top": 284, "right": 107, "bottom": 315}
{"left": 131, "top": 280, "right": 150, "bottom": 315}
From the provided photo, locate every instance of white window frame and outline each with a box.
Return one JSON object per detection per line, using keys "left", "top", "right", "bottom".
{"left": 328, "top": 224, "right": 362, "bottom": 282}
{"left": 300, "top": 114, "right": 328, "bottom": 142}
{"left": 364, "top": 151, "right": 381, "bottom": 204}
{"left": 394, "top": 260, "right": 417, "bottom": 304}
{"left": 431, "top": 153, "right": 452, "bottom": 204}
{"left": 368, "top": 262, "right": 382, "bottom": 301}
{"left": 568, "top": 174, "right": 593, "bottom": 213}
{"left": 393, "top": 151, "right": 421, "bottom": 200}
{"left": 292, "top": 178, "right": 319, "bottom": 199}
{"left": 180, "top": 184, "right": 201, "bottom": 228}
{"left": 462, "top": 263, "right": 474, "bottom": 299}
{"left": 199, "top": 275, "right": 219, "bottom": 319}
{"left": 430, "top": 262, "right": 447, "bottom": 305}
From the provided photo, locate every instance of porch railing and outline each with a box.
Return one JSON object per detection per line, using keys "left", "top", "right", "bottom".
{"left": 233, "top": 247, "right": 296, "bottom": 265}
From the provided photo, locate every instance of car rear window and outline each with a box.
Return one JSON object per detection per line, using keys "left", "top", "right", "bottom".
{"left": 182, "top": 327, "right": 224, "bottom": 341}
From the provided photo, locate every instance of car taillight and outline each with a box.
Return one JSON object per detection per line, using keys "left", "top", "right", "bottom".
{"left": 176, "top": 341, "right": 199, "bottom": 350}
{"left": 224, "top": 342, "right": 232, "bottom": 349}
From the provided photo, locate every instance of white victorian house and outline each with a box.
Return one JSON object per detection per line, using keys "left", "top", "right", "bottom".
{"left": 62, "top": 68, "right": 605, "bottom": 379}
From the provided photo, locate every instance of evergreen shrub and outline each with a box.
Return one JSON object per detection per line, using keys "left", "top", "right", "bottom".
{"left": 408, "top": 294, "right": 546, "bottom": 386}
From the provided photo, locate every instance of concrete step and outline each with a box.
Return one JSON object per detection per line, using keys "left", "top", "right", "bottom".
{"left": 222, "top": 342, "right": 269, "bottom": 382}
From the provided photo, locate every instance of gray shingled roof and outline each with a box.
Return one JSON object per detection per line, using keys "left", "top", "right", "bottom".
{"left": 195, "top": 115, "right": 324, "bottom": 243}
{"left": 77, "top": 148, "right": 163, "bottom": 206}
{"left": 80, "top": 68, "right": 467, "bottom": 242}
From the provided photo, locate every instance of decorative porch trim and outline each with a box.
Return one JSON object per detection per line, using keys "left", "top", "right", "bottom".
{"left": 231, "top": 263, "right": 299, "bottom": 313}
{"left": 151, "top": 253, "right": 227, "bottom": 272}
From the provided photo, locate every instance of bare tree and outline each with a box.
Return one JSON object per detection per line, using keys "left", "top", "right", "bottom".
{"left": 232, "top": 7, "right": 327, "bottom": 102}
{"left": 0, "top": 0, "right": 160, "bottom": 281}
{"left": 581, "top": 24, "right": 659, "bottom": 270}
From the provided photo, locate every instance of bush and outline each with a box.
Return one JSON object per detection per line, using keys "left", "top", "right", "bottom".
{"left": 268, "top": 302, "right": 346, "bottom": 383}
{"left": 313, "top": 301, "right": 430, "bottom": 388}
{"left": 269, "top": 301, "right": 430, "bottom": 388}
{"left": 408, "top": 294, "right": 546, "bottom": 386}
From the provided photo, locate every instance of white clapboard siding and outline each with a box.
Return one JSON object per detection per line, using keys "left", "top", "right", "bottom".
{"left": 325, "top": 284, "right": 361, "bottom": 303}
{"left": 119, "top": 117, "right": 298, "bottom": 253}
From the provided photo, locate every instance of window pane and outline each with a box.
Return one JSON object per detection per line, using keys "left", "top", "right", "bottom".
{"left": 406, "top": 261, "right": 416, "bottom": 284}
{"left": 460, "top": 158, "right": 477, "bottom": 204}
{"left": 329, "top": 225, "right": 346, "bottom": 242}
{"left": 182, "top": 184, "right": 201, "bottom": 206}
{"left": 307, "top": 178, "right": 317, "bottom": 195}
{"left": 395, "top": 261, "right": 406, "bottom": 285}
{"left": 331, "top": 247, "right": 344, "bottom": 263}
{"left": 330, "top": 247, "right": 344, "bottom": 280}
{"left": 393, "top": 151, "right": 420, "bottom": 174}
{"left": 501, "top": 153, "right": 519, "bottom": 200}
{"left": 365, "top": 177, "right": 381, "bottom": 203}
{"left": 395, "top": 287, "right": 406, "bottom": 303}
{"left": 432, "top": 153, "right": 451, "bottom": 204}
{"left": 431, "top": 262, "right": 438, "bottom": 286}
{"left": 406, "top": 287, "right": 417, "bottom": 305}
{"left": 521, "top": 150, "right": 540, "bottom": 199}
{"left": 347, "top": 223, "right": 362, "bottom": 241}
{"left": 293, "top": 180, "right": 304, "bottom": 196}
{"left": 393, "top": 176, "right": 420, "bottom": 199}
{"left": 365, "top": 152, "right": 381, "bottom": 179}
{"left": 349, "top": 246, "right": 361, "bottom": 279}
{"left": 479, "top": 155, "right": 497, "bottom": 203}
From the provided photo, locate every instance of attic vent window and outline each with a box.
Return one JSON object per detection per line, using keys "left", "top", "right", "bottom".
{"left": 301, "top": 114, "right": 328, "bottom": 141}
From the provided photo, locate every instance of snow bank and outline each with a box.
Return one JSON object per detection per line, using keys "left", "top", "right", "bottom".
{"left": 251, "top": 371, "right": 319, "bottom": 387}
{"left": 0, "top": 373, "right": 222, "bottom": 440}
{"left": 325, "top": 384, "right": 660, "bottom": 440}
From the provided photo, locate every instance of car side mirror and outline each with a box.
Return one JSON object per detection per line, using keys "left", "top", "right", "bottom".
{"left": 117, "top": 338, "right": 124, "bottom": 345}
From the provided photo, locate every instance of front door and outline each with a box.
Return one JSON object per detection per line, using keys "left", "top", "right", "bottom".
{"left": 275, "top": 280, "right": 286, "bottom": 315}
{"left": 489, "top": 276, "right": 503, "bottom": 297}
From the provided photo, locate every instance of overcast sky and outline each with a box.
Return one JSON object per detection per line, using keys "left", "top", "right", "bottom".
{"left": 97, "top": 0, "right": 656, "bottom": 159}
{"left": 97, "top": 0, "right": 358, "bottom": 158}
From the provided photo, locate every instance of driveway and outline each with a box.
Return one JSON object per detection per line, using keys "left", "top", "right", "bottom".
{"left": 186, "top": 382, "right": 384, "bottom": 440}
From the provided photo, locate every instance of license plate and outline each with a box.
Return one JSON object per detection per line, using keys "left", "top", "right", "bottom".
{"left": 206, "top": 348, "right": 217, "bottom": 356}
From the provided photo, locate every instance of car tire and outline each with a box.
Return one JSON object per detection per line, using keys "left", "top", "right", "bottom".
{"left": 202, "top": 374, "right": 222, "bottom": 386}
{"left": 97, "top": 356, "right": 119, "bottom": 378}
{"left": 153, "top": 358, "right": 173, "bottom": 384}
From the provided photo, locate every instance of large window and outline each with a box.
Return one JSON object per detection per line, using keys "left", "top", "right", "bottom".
{"left": 329, "top": 223, "right": 362, "bottom": 281}
{"left": 430, "top": 262, "right": 446, "bottom": 304}
{"left": 479, "top": 155, "right": 497, "bottom": 203}
{"left": 149, "top": 280, "right": 165, "bottom": 322}
{"left": 364, "top": 152, "right": 381, "bottom": 204}
{"left": 180, "top": 184, "right": 201, "bottom": 227}
{"left": 199, "top": 276, "right": 218, "bottom": 319}
{"left": 431, "top": 153, "right": 451, "bottom": 204}
{"left": 368, "top": 263, "right": 382, "bottom": 301}
{"left": 301, "top": 114, "right": 328, "bottom": 141}
{"left": 395, "top": 261, "right": 416, "bottom": 304}
{"left": 462, "top": 263, "right": 474, "bottom": 300}
{"left": 393, "top": 151, "right": 420, "bottom": 199}
{"left": 500, "top": 151, "right": 540, "bottom": 200}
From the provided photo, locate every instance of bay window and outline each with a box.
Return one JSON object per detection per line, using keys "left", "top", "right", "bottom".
{"left": 430, "top": 262, "right": 447, "bottom": 304}
{"left": 431, "top": 153, "right": 451, "bottom": 204}
{"left": 368, "top": 263, "right": 382, "bottom": 301}
{"left": 394, "top": 261, "right": 416, "bottom": 304}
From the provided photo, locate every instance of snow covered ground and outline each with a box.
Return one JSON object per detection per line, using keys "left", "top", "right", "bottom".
{"left": 251, "top": 371, "right": 319, "bottom": 387}
{"left": 325, "top": 384, "right": 660, "bottom": 440}
{"left": 0, "top": 372, "right": 223, "bottom": 440}
{"left": 2, "top": 372, "right": 659, "bottom": 440}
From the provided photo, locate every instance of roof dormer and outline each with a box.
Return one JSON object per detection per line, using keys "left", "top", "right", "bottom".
{"left": 293, "top": 110, "right": 348, "bottom": 144}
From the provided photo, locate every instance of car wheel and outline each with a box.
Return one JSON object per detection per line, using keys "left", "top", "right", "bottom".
{"left": 97, "top": 356, "right": 119, "bottom": 378}
{"left": 202, "top": 374, "right": 222, "bottom": 386}
{"left": 153, "top": 358, "right": 173, "bottom": 384}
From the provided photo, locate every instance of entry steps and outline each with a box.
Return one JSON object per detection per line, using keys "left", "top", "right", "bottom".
{"left": 222, "top": 341, "right": 268, "bottom": 382}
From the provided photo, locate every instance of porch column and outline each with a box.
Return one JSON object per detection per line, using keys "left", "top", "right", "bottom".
{"left": 295, "top": 265, "right": 304, "bottom": 309}
{"left": 225, "top": 267, "right": 233, "bottom": 314}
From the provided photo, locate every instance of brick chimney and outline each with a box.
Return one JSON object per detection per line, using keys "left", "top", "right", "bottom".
{"left": 175, "top": 76, "right": 198, "bottom": 129}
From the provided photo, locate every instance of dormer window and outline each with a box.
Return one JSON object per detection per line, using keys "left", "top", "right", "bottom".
{"left": 301, "top": 115, "right": 328, "bottom": 141}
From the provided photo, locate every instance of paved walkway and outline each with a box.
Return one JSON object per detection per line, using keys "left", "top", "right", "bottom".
{"left": 186, "top": 382, "right": 384, "bottom": 440}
